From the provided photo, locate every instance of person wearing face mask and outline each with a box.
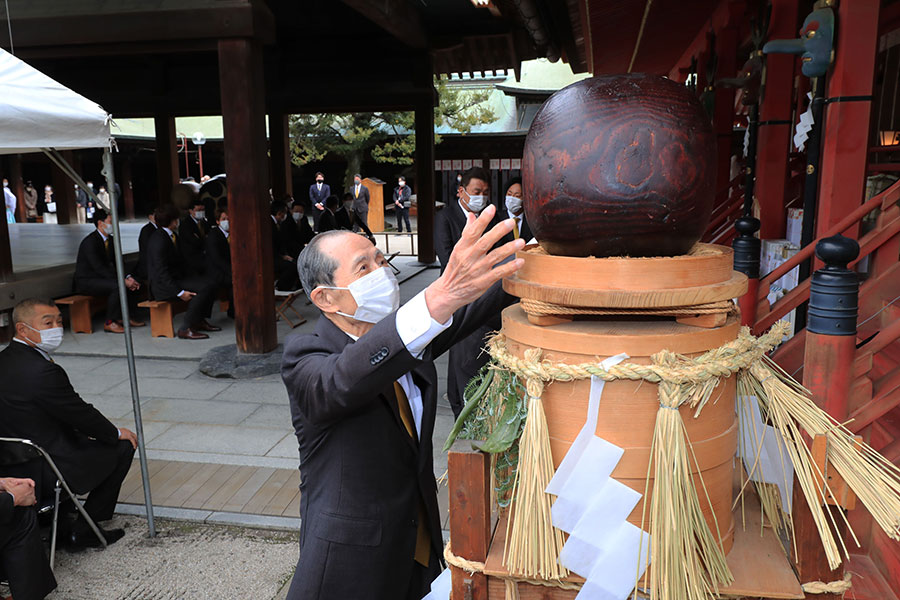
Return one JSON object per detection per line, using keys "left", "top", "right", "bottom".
{"left": 282, "top": 205, "right": 524, "bottom": 600}
{"left": 271, "top": 201, "right": 301, "bottom": 291}
{"left": 178, "top": 199, "right": 209, "bottom": 277}
{"left": 23, "top": 180, "right": 38, "bottom": 223}
{"left": 433, "top": 166, "right": 503, "bottom": 417}
{"left": 40, "top": 185, "right": 54, "bottom": 223}
{"left": 3, "top": 178, "right": 16, "bottom": 224}
{"left": 205, "top": 208, "right": 234, "bottom": 319}
{"left": 0, "top": 298, "right": 138, "bottom": 550}
{"left": 316, "top": 195, "right": 339, "bottom": 233}
{"left": 501, "top": 177, "right": 532, "bottom": 242}
{"left": 74, "top": 182, "right": 88, "bottom": 224}
{"left": 284, "top": 203, "right": 314, "bottom": 257}
{"left": 97, "top": 185, "right": 110, "bottom": 209}
{"left": 309, "top": 172, "right": 330, "bottom": 232}
{"left": 348, "top": 173, "right": 370, "bottom": 232}
{"left": 393, "top": 175, "right": 412, "bottom": 233}
{"left": 73, "top": 210, "right": 145, "bottom": 334}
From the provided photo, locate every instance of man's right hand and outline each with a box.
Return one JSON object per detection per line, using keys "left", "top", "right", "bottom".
{"left": 178, "top": 291, "right": 196, "bottom": 302}
{"left": 0, "top": 477, "right": 36, "bottom": 506}
{"left": 424, "top": 204, "right": 525, "bottom": 324}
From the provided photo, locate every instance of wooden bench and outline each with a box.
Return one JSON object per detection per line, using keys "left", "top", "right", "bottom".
{"left": 138, "top": 299, "right": 187, "bottom": 338}
{"left": 55, "top": 294, "right": 107, "bottom": 334}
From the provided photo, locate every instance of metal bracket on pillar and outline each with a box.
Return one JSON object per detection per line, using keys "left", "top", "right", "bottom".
{"left": 808, "top": 235, "right": 860, "bottom": 336}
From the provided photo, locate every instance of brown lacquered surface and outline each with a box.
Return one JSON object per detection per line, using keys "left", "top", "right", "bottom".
{"left": 523, "top": 73, "right": 716, "bottom": 257}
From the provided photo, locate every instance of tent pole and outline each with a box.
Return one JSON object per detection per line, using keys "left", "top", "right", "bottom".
{"left": 101, "top": 148, "right": 156, "bottom": 538}
{"left": 42, "top": 149, "right": 110, "bottom": 212}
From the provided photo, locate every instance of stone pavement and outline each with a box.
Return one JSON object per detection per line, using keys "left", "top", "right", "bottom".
{"left": 41, "top": 256, "right": 458, "bottom": 530}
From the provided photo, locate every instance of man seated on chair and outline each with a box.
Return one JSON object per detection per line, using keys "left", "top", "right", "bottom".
{"left": 284, "top": 202, "right": 314, "bottom": 259}
{"left": 147, "top": 204, "right": 220, "bottom": 340}
{"left": 0, "top": 476, "right": 57, "bottom": 600}
{"left": 205, "top": 208, "right": 234, "bottom": 319}
{"left": 271, "top": 201, "right": 300, "bottom": 291}
{"left": 73, "top": 209, "right": 146, "bottom": 334}
{"left": 178, "top": 198, "right": 208, "bottom": 277}
{"left": 0, "top": 299, "right": 138, "bottom": 550}
{"left": 316, "top": 195, "right": 339, "bottom": 233}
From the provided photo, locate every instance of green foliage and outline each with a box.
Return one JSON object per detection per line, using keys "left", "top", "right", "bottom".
{"left": 288, "top": 76, "right": 497, "bottom": 183}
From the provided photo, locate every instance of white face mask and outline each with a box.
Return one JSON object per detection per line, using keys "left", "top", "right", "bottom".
{"left": 2, "top": 181, "right": 7, "bottom": 188}
{"left": 87, "top": 183, "right": 93, "bottom": 190}
{"left": 194, "top": 210, "right": 206, "bottom": 220}
{"left": 464, "top": 192, "right": 487, "bottom": 213}
{"left": 398, "top": 181, "right": 405, "bottom": 187}
{"left": 45, "top": 187, "right": 52, "bottom": 193}
{"left": 219, "top": 220, "right": 229, "bottom": 232}
{"left": 292, "top": 212, "right": 303, "bottom": 222}
{"left": 24, "top": 324, "right": 64, "bottom": 353}
{"left": 318, "top": 266, "right": 399, "bottom": 324}
{"left": 505, "top": 195, "right": 523, "bottom": 214}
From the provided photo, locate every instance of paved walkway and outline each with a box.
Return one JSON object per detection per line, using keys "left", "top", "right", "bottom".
{"left": 41, "top": 257, "right": 457, "bottom": 530}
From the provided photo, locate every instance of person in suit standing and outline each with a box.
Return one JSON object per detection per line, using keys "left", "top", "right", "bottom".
{"left": 343, "top": 192, "right": 376, "bottom": 243}
{"left": 0, "top": 476, "right": 57, "bottom": 599}
{"left": 178, "top": 199, "right": 208, "bottom": 277}
{"left": 309, "top": 172, "right": 330, "bottom": 232}
{"left": 393, "top": 176, "right": 412, "bottom": 233}
{"left": 316, "top": 195, "right": 339, "bottom": 233}
{"left": 349, "top": 173, "right": 370, "bottom": 231}
{"left": 501, "top": 177, "right": 532, "bottom": 242}
{"left": 147, "top": 204, "right": 220, "bottom": 339}
{"left": 74, "top": 183, "right": 88, "bottom": 224}
{"left": 205, "top": 208, "right": 234, "bottom": 319}
{"left": 0, "top": 298, "right": 138, "bottom": 549}
{"left": 133, "top": 211, "right": 158, "bottom": 284}
{"left": 282, "top": 205, "right": 524, "bottom": 600}
{"left": 23, "top": 181, "right": 38, "bottom": 223}
{"left": 73, "top": 209, "right": 145, "bottom": 334}
{"left": 433, "top": 166, "right": 503, "bottom": 417}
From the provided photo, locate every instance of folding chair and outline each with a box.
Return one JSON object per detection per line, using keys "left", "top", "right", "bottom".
{"left": 0, "top": 438, "right": 107, "bottom": 569}
{"left": 274, "top": 289, "right": 307, "bottom": 328}
{"left": 385, "top": 251, "right": 402, "bottom": 276}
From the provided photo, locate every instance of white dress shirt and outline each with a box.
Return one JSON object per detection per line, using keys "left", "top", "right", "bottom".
{"left": 345, "top": 290, "right": 451, "bottom": 437}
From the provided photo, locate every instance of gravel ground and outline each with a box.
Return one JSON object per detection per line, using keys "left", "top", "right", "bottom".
{"left": 40, "top": 516, "right": 298, "bottom": 600}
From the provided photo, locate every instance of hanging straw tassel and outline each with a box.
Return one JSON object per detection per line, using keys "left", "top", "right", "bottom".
{"left": 644, "top": 382, "right": 734, "bottom": 600}
{"left": 503, "top": 348, "right": 568, "bottom": 581}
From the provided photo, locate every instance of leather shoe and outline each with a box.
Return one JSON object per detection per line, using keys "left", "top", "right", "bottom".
{"left": 196, "top": 320, "right": 222, "bottom": 332}
{"left": 128, "top": 319, "right": 146, "bottom": 328}
{"left": 67, "top": 526, "right": 125, "bottom": 549}
{"left": 104, "top": 321, "right": 125, "bottom": 334}
{"left": 177, "top": 328, "right": 209, "bottom": 340}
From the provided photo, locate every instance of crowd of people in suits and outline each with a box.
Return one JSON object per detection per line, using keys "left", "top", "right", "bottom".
{"left": 1, "top": 177, "right": 118, "bottom": 225}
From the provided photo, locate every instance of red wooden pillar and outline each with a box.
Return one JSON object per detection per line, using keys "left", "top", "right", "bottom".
{"left": 447, "top": 441, "right": 491, "bottom": 600}
{"left": 52, "top": 151, "right": 79, "bottom": 225}
{"left": 816, "top": 0, "right": 880, "bottom": 238}
{"left": 218, "top": 38, "right": 277, "bottom": 354}
{"left": 154, "top": 115, "right": 180, "bottom": 206}
{"left": 121, "top": 157, "right": 136, "bottom": 219}
{"left": 713, "top": 25, "right": 739, "bottom": 195}
{"left": 268, "top": 111, "right": 293, "bottom": 202}
{"left": 10, "top": 155, "right": 25, "bottom": 223}
{"left": 755, "top": 0, "right": 799, "bottom": 239}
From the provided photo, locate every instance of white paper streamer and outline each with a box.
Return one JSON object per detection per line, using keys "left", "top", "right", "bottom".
{"left": 737, "top": 395, "right": 795, "bottom": 513}
{"left": 793, "top": 92, "right": 814, "bottom": 152}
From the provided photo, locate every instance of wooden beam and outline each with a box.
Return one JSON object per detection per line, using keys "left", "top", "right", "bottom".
{"left": 10, "top": 155, "right": 25, "bottom": 223}
{"left": 447, "top": 441, "right": 491, "bottom": 600}
{"left": 218, "top": 38, "right": 277, "bottom": 354}
{"left": 154, "top": 115, "right": 181, "bottom": 205}
{"left": 340, "top": 0, "right": 427, "bottom": 49}
{"left": 122, "top": 157, "right": 136, "bottom": 220}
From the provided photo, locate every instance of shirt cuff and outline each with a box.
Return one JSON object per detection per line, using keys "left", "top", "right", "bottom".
{"left": 396, "top": 290, "right": 452, "bottom": 359}
{"left": 5, "top": 490, "right": 14, "bottom": 505}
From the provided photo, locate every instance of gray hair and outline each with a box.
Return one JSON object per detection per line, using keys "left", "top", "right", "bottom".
{"left": 297, "top": 231, "right": 346, "bottom": 300}
{"left": 12, "top": 298, "right": 56, "bottom": 326}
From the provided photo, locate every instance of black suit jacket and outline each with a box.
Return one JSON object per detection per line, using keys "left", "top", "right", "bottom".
{"left": 350, "top": 184, "right": 370, "bottom": 215}
{"left": 178, "top": 216, "right": 207, "bottom": 276}
{"left": 73, "top": 230, "right": 115, "bottom": 284}
{"left": 0, "top": 342, "right": 120, "bottom": 494}
{"left": 204, "top": 226, "right": 231, "bottom": 283}
{"left": 281, "top": 282, "right": 510, "bottom": 599}
{"left": 503, "top": 212, "right": 533, "bottom": 243}
{"left": 335, "top": 206, "right": 353, "bottom": 230}
{"left": 434, "top": 202, "right": 503, "bottom": 270}
{"left": 283, "top": 215, "right": 314, "bottom": 257}
{"left": 309, "top": 183, "right": 331, "bottom": 210}
{"left": 133, "top": 221, "right": 157, "bottom": 281}
{"left": 393, "top": 186, "right": 412, "bottom": 207}
{"left": 147, "top": 227, "right": 185, "bottom": 300}
{"left": 317, "top": 210, "right": 338, "bottom": 233}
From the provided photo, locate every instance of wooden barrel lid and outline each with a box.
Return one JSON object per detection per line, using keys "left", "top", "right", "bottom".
{"left": 503, "top": 243, "right": 748, "bottom": 308}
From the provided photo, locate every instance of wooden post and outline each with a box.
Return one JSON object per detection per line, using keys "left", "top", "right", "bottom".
{"left": 218, "top": 38, "right": 277, "bottom": 354}
{"left": 713, "top": 25, "right": 738, "bottom": 196}
{"left": 122, "top": 157, "right": 136, "bottom": 219}
{"left": 10, "top": 155, "right": 25, "bottom": 223}
{"left": 816, "top": 0, "right": 880, "bottom": 238}
{"left": 447, "top": 440, "right": 491, "bottom": 600}
{"left": 795, "top": 235, "right": 860, "bottom": 599}
{"left": 733, "top": 216, "right": 761, "bottom": 327}
{"left": 52, "top": 151, "right": 79, "bottom": 225}
{"left": 415, "top": 56, "right": 436, "bottom": 265}
{"left": 154, "top": 114, "right": 180, "bottom": 205}
{"left": 268, "top": 111, "right": 293, "bottom": 202}
{"left": 754, "top": 0, "right": 799, "bottom": 239}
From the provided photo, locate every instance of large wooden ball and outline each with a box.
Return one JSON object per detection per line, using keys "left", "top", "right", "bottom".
{"left": 523, "top": 73, "right": 716, "bottom": 257}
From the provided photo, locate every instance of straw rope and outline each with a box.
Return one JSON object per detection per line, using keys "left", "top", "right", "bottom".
{"left": 443, "top": 542, "right": 583, "bottom": 591}
{"left": 519, "top": 297, "right": 736, "bottom": 317}
{"left": 801, "top": 573, "right": 852, "bottom": 594}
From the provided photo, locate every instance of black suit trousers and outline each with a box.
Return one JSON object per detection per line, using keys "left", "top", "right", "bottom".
{"left": 171, "top": 277, "right": 217, "bottom": 330}
{"left": 396, "top": 206, "right": 411, "bottom": 232}
{"left": 79, "top": 440, "right": 135, "bottom": 525}
{"left": 0, "top": 507, "right": 57, "bottom": 600}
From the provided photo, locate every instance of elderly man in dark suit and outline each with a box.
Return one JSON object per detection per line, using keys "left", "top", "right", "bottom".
{"left": 205, "top": 208, "right": 234, "bottom": 319}
{"left": 281, "top": 205, "right": 524, "bottom": 600}
{"left": 132, "top": 210, "right": 158, "bottom": 283}
{"left": 73, "top": 209, "right": 145, "bottom": 334}
{"left": 0, "top": 476, "right": 57, "bottom": 599}
{"left": 147, "top": 204, "right": 220, "bottom": 339}
{"left": 0, "top": 299, "right": 138, "bottom": 550}
{"left": 349, "top": 173, "right": 370, "bottom": 231}
{"left": 433, "top": 166, "right": 502, "bottom": 418}
{"left": 308, "top": 172, "right": 330, "bottom": 232}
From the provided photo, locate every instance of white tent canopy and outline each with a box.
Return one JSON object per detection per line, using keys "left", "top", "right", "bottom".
{"left": 0, "top": 46, "right": 111, "bottom": 154}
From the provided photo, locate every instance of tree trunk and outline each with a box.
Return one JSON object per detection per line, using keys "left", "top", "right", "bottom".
{"left": 344, "top": 151, "right": 363, "bottom": 192}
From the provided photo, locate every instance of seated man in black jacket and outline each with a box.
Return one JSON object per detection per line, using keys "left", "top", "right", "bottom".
{"left": 147, "top": 204, "right": 220, "bottom": 340}
{"left": 0, "top": 476, "right": 57, "bottom": 600}
{"left": 73, "top": 209, "right": 145, "bottom": 334}
{"left": 283, "top": 202, "right": 314, "bottom": 258}
{"left": 132, "top": 210, "right": 158, "bottom": 284}
{"left": 271, "top": 201, "right": 300, "bottom": 291}
{"left": 0, "top": 299, "right": 137, "bottom": 550}
{"left": 205, "top": 208, "right": 234, "bottom": 318}
{"left": 178, "top": 199, "right": 208, "bottom": 277}
{"left": 316, "top": 195, "right": 339, "bottom": 233}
